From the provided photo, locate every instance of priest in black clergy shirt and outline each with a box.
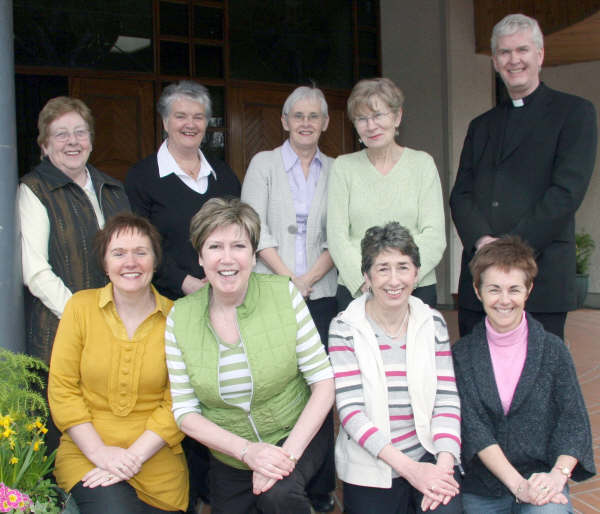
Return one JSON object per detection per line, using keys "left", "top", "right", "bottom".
{"left": 450, "top": 13, "right": 597, "bottom": 340}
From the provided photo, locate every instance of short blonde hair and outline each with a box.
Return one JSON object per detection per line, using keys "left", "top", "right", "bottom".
{"left": 190, "top": 198, "right": 261, "bottom": 254}
{"left": 37, "top": 96, "right": 95, "bottom": 151}
{"left": 347, "top": 77, "right": 405, "bottom": 120}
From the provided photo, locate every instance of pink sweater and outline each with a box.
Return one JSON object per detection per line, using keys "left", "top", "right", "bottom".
{"left": 486, "top": 313, "right": 528, "bottom": 415}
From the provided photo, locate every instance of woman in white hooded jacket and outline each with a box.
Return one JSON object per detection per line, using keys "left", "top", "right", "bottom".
{"left": 328, "top": 222, "right": 462, "bottom": 513}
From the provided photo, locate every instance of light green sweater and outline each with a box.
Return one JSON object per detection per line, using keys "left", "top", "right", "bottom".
{"left": 326, "top": 148, "right": 446, "bottom": 296}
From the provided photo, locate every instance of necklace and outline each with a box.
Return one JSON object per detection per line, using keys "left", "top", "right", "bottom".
{"left": 369, "top": 304, "right": 410, "bottom": 339}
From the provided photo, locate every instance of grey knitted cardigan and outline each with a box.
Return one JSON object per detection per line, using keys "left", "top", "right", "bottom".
{"left": 452, "top": 314, "right": 595, "bottom": 497}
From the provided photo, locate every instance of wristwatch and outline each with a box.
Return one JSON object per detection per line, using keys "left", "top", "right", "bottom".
{"left": 554, "top": 466, "right": 572, "bottom": 479}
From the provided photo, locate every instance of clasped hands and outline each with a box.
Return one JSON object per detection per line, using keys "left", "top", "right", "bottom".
{"left": 242, "top": 442, "right": 297, "bottom": 495}
{"left": 402, "top": 453, "right": 459, "bottom": 512}
{"left": 515, "top": 470, "right": 568, "bottom": 506}
{"left": 81, "top": 445, "right": 143, "bottom": 488}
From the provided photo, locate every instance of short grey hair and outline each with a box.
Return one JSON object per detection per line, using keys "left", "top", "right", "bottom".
{"left": 361, "top": 222, "right": 420, "bottom": 275}
{"left": 157, "top": 80, "right": 212, "bottom": 120}
{"left": 282, "top": 86, "right": 329, "bottom": 118}
{"left": 491, "top": 13, "right": 544, "bottom": 54}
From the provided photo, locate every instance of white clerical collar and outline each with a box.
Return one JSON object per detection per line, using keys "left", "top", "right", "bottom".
{"left": 512, "top": 98, "right": 524, "bottom": 108}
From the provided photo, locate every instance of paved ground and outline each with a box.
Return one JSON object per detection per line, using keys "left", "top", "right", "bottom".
{"left": 200, "top": 308, "right": 600, "bottom": 513}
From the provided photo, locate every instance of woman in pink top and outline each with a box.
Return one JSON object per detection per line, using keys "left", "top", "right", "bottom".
{"left": 452, "top": 236, "right": 595, "bottom": 513}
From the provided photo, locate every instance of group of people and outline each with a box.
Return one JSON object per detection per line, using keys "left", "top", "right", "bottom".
{"left": 17, "top": 12, "right": 596, "bottom": 514}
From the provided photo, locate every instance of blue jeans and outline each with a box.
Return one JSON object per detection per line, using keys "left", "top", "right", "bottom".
{"left": 463, "top": 486, "right": 572, "bottom": 514}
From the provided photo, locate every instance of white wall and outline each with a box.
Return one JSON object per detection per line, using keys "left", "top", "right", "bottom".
{"left": 445, "top": 1, "right": 494, "bottom": 295}
{"left": 380, "top": 0, "right": 492, "bottom": 303}
{"left": 541, "top": 62, "right": 600, "bottom": 299}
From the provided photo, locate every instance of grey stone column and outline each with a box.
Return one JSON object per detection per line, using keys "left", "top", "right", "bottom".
{"left": 0, "top": 0, "right": 24, "bottom": 352}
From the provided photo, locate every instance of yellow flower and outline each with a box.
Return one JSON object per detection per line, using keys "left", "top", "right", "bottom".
{"left": 10, "top": 456, "right": 19, "bottom": 464}
{"left": 33, "top": 440, "right": 42, "bottom": 451}
{"left": 34, "top": 418, "right": 43, "bottom": 429}
{"left": 9, "top": 437, "right": 15, "bottom": 450}
{"left": 2, "top": 427, "right": 14, "bottom": 438}
{"left": 26, "top": 423, "right": 35, "bottom": 432}
{"left": 0, "top": 414, "right": 13, "bottom": 428}
{"left": 40, "top": 426, "right": 48, "bottom": 434}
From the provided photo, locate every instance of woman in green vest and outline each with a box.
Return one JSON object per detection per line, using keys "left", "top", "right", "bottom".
{"left": 165, "top": 197, "right": 335, "bottom": 514}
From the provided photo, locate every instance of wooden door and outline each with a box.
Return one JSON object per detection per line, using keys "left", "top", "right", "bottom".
{"left": 71, "top": 77, "right": 156, "bottom": 182}
{"left": 228, "top": 82, "right": 355, "bottom": 180}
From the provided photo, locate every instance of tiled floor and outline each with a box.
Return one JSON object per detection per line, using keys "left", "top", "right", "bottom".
{"left": 200, "top": 308, "right": 600, "bottom": 513}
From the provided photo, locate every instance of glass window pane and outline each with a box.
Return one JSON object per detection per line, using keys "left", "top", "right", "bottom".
{"left": 160, "top": 2, "right": 189, "bottom": 37}
{"left": 359, "top": 62, "right": 378, "bottom": 80}
{"left": 207, "top": 86, "right": 225, "bottom": 127}
{"left": 161, "top": 41, "right": 190, "bottom": 75}
{"left": 14, "top": 1, "right": 153, "bottom": 72}
{"left": 194, "top": 45, "right": 223, "bottom": 78}
{"left": 229, "top": 0, "right": 353, "bottom": 89}
{"left": 194, "top": 6, "right": 223, "bottom": 40}
{"left": 359, "top": 31, "right": 378, "bottom": 61}
{"left": 15, "top": 74, "right": 70, "bottom": 178}
{"left": 202, "top": 130, "right": 225, "bottom": 162}
{"left": 357, "top": 0, "right": 378, "bottom": 27}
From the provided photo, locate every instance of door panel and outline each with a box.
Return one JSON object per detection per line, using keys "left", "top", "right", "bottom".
{"left": 71, "top": 78, "right": 156, "bottom": 182}
{"left": 228, "top": 83, "right": 355, "bottom": 180}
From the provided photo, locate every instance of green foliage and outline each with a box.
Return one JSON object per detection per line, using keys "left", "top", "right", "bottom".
{"left": 0, "top": 349, "right": 48, "bottom": 419}
{"left": 575, "top": 230, "right": 596, "bottom": 275}
{"left": 0, "top": 349, "right": 60, "bottom": 512}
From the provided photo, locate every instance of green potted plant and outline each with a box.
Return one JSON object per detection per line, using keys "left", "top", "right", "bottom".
{"left": 0, "top": 348, "right": 64, "bottom": 513}
{"left": 575, "top": 230, "right": 596, "bottom": 308}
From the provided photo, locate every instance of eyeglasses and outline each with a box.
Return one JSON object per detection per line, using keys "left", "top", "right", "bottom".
{"left": 353, "top": 112, "right": 392, "bottom": 128}
{"left": 288, "top": 112, "right": 323, "bottom": 123}
{"left": 51, "top": 129, "right": 91, "bottom": 142}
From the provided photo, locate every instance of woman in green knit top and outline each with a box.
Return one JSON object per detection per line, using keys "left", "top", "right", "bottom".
{"left": 327, "top": 77, "right": 446, "bottom": 311}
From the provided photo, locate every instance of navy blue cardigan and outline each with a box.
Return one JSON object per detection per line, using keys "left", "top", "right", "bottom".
{"left": 125, "top": 153, "right": 240, "bottom": 300}
{"left": 452, "top": 314, "right": 595, "bottom": 497}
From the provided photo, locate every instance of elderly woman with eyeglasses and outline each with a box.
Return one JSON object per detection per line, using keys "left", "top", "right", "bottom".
{"left": 18, "top": 96, "right": 130, "bottom": 366}
{"left": 327, "top": 78, "right": 446, "bottom": 312}
{"left": 241, "top": 85, "right": 337, "bottom": 512}
{"left": 125, "top": 80, "right": 241, "bottom": 301}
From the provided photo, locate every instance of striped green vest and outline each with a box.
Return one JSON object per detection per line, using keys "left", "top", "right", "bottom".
{"left": 172, "top": 273, "right": 310, "bottom": 468}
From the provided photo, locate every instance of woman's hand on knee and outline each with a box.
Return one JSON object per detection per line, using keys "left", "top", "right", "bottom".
{"left": 81, "top": 467, "right": 123, "bottom": 489}
{"left": 528, "top": 471, "right": 567, "bottom": 506}
{"left": 244, "top": 442, "right": 294, "bottom": 479}
{"left": 252, "top": 471, "right": 279, "bottom": 495}
{"left": 88, "top": 445, "right": 142, "bottom": 480}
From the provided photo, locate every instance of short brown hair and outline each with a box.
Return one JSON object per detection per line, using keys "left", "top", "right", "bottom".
{"left": 469, "top": 236, "right": 538, "bottom": 289}
{"left": 37, "top": 96, "right": 95, "bottom": 152}
{"left": 190, "top": 197, "right": 260, "bottom": 254}
{"left": 95, "top": 213, "right": 162, "bottom": 271}
{"left": 347, "top": 77, "right": 405, "bottom": 120}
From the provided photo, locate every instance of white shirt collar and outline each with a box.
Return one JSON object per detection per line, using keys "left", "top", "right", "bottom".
{"left": 156, "top": 140, "right": 216, "bottom": 180}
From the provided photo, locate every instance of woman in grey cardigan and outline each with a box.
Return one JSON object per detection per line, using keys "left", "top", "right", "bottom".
{"left": 452, "top": 237, "right": 595, "bottom": 513}
{"left": 241, "top": 85, "right": 337, "bottom": 513}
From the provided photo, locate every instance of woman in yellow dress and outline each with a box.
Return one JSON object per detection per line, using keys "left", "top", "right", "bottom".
{"left": 48, "top": 213, "right": 188, "bottom": 513}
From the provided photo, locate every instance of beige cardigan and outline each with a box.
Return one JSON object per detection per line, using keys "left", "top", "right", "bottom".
{"left": 241, "top": 145, "right": 337, "bottom": 300}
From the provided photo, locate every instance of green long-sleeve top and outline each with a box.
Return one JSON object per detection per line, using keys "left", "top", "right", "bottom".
{"left": 326, "top": 148, "right": 446, "bottom": 296}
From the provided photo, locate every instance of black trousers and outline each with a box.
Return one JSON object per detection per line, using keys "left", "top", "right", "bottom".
{"left": 342, "top": 453, "right": 462, "bottom": 514}
{"left": 458, "top": 307, "right": 567, "bottom": 340}
{"left": 305, "top": 296, "right": 338, "bottom": 500}
{"left": 208, "top": 419, "right": 330, "bottom": 514}
{"left": 71, "top": 481, "right": 180, "bottom": 514}
{"left": 336, "top": 284, "right": 437, "bottom": 313}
